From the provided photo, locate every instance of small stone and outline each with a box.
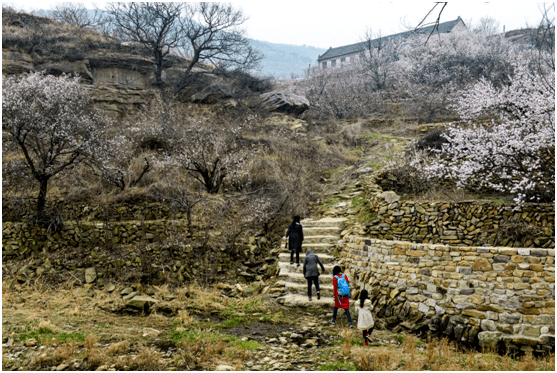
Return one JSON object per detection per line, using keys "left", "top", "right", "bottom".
{"left": 84, "top": 267, "right": 97, "bottom": 284}
{"left": 120, "top": 287, "right": 133, "bottom": 296}
{"left": 215, "top": 365, "right": 234, "bottom": 371}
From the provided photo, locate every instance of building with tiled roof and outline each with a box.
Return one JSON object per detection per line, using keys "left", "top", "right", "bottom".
{"left": 317, "top": 17, "right": 467, "bottom": 69}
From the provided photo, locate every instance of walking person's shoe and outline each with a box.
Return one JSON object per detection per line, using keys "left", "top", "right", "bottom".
{"left": 329, "top": 318, "right": 336, "bottom": 325}
{"left": 349, "top": 323, "right": 353, "bottom": 328}
{"left": 297, "top": 263, "right": 300, "bottom": 267}
{"left": 308, "top": 297, "right": 312, "bottom": 301}
{"left": 290, "top": 262, "right": 294, "bottom": 265}
{"left": 364, "top": 342, "right": 369, "bottom": 347}
{"left": 317, "top": 292, "right": 320, "bottom": 300}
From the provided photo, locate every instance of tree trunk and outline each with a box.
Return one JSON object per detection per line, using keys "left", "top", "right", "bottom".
{"left": 36, "top": 176, "right": 49, "bottom": 213}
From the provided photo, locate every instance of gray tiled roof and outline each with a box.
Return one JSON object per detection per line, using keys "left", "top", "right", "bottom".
{"left": 318, "top": 17, "right": 465, "bottom": 61}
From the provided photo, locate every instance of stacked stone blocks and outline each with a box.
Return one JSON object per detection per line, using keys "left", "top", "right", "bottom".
{"left": 339, "top": 236, "right": 555, "bottom": 354}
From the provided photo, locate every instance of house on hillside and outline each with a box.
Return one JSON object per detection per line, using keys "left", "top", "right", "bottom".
{"left": 317, "top": 17, "right": 467, "bottom": 69}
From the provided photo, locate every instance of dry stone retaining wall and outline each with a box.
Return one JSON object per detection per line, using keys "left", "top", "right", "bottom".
{"left": 364, "top": 189, "right": 554, "bottom": 248}
{"left": 2, "top": 220, "right": 187, "bottom": 258}
{"left": 338, "top": 236, "right": 555, "bottom": 354}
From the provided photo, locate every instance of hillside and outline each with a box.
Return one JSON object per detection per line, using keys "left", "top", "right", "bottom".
{"left": 28, "top": 7, "right": 326, "bottom": 79}
{"left": 249, "top": 40, "right": 325, "bottom": 78}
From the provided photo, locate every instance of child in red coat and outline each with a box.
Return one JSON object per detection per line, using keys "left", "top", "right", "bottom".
{"left": 330, "top": 265, "right": 353, "bottom": 327}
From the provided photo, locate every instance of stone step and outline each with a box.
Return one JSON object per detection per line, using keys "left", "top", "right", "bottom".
{"left": 278, "top": 253, "right": 336, "bottom": 264}
{"left": 302, "top": 226, "right": 344, "bottom": 236}
{"left": 285, "top": 283, "right": 336, "bottom": 297}
{"left": 278, "top": 244, "right": 336, "bottom": 255}
{"left": 300, "top": 217, "right": 347, "bottom": 228}
{"left": 280, "top": 235, "right": 338, "bottom": 244}
{"left": 278, "top": 294, "right": 335, "bottom": 308}
{"left": 278, "top": 262, "right": 338, "bottom": 276}
{"left": 278, "top": 271, "right": 334, "bottom": 285}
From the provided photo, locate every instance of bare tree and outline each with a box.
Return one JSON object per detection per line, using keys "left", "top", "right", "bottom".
{"left": 104, "top": 2, "right": 185, "bottom": 98}
{"left": 103, "top": 2, "right": 262, "bottom": 99}
{"left": 530, "top": 3, "right": 555, "bottom": 94}
{"left": 472, "top": 16, "right": 500, "bottom": 35}
{"left": 176, "top": 2, "right": 263, "bottom": 89}
{"left": 413, "top": 1, "right": 448, "bottom": 43}
{"left": 51, "top": 2, "right": 102, "bottom": 29}
{"left": 359, "top": 28, "right": 400, "bottom": 94}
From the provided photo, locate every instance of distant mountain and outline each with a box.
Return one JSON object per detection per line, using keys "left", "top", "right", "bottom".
{"left": 29, "top": 8, "right": 326, "bottom": 79}
{"left": 249, "top": 40, "right": 326, "bottom": 79}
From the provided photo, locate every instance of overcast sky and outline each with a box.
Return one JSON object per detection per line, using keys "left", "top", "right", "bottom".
{"left": 5, "top": 1, "right": 551, "bottom": 49}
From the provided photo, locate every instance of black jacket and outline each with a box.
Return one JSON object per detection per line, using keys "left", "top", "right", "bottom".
{"left": 286, "top": 222, "right": 304, "bottom": 252}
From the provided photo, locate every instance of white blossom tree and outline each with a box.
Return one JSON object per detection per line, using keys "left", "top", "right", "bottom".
{"left": 2, "top": 72, "right": 105, "bottom": 213}
{"left": 420, "top": 60, "right": 555, "bottom": 203}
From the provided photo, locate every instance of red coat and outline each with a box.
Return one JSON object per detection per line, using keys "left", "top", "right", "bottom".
{"left": 333, "top": 273, "right": 350, "bottom": 309}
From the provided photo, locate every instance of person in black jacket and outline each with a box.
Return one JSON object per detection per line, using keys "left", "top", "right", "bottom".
{"left": 303, "top": 249, "right": 325, "bottom": 301}
{"left": 285, "top": 215, "right": 304, "bottom": 266}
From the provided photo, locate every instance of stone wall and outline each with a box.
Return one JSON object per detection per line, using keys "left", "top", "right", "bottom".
{"left": 2, "top": 199, "right": 182, "bottom": 223}
{"left": 364, "top": 188, "right": 555, "bottom": 248}
{"left": 338, "top": 236, "right": 555, "bottom": 354}
{"left": 2, "top": 220, "right": 187, "bottom": 259}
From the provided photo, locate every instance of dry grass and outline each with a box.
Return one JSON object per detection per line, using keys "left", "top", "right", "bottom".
{"left": 351, "top": 333, "right": 555, "bottom": 371}
{"left": 176, "top": 309, "right": 195, "bottom": 327}
{"left": 340, "top": 329, "right": 352, "bottom": 357}
{"left": 177, "top": 338, "right": 232, "bottom": 370}
{"left": 107, "top": 340, "right": 131, "bottom": 355}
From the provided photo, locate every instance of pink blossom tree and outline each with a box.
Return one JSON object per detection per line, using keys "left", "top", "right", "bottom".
{"left": 2, "top": 72, "right": 105, "bottom": 213}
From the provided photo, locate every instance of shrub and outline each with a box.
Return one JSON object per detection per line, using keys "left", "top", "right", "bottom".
{"left": 415, "top": 130, "right": 450, "bottom": 153}
{"left": 378, "top": 165, "right": 435, "bottom": 195}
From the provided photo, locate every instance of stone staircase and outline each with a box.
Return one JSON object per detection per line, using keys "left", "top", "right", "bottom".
{"left": 275, "top": 217, "right": 347, "bottom": 307}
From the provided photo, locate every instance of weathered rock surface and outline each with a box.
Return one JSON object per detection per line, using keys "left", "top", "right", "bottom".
{"left": 191, "top": 83, "right": 233, "bottom": 104}
{"left": 260, "top": 91, "right": 310, "bottom": 115}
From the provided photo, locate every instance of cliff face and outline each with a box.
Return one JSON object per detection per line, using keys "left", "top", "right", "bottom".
{"left": 1, "top": 9, "right": 192, "bottom": 117}
{"left": 2, "top": 48, "right": 179, "bottom": 116}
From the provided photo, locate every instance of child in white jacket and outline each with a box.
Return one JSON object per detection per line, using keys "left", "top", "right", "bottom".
{"left": 354, "top": 289, "right": 374, "bottom": 346}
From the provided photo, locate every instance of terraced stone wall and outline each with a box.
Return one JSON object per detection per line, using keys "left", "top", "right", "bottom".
{"left": 364, "top": 189, "right": 555, "bottom": 248}
{"left": 339, "top": 237, "right": 555, "bottom": 354}
{"left": 2, "top": 199, "right": 179, "bottom": 222}
{"left": 2, "top": 220, "right": 187, "bottom": 259}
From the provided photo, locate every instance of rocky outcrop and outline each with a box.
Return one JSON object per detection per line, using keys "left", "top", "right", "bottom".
{"left": 260, "top": 91, "right": 310, "bottom": 115}
{"left": 191, "top": 83, "right": 233, "bottom": 104}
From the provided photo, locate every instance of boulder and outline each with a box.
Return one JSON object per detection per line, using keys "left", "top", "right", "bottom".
{"left": 378, "top": 191, "right": 400, "bottom": 204}
{"left": 260, "top": 91, "right": 309, "bottom": 115}
{"left": 191, "top": 83, "right": 233, "bottom": 104}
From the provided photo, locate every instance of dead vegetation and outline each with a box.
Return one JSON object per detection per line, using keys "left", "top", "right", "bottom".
{"left": 3, "top": 280, "right": 555, "bottom": 371}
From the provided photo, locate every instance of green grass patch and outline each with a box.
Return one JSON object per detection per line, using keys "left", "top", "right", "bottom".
{"left": 351, "top": 194, "right": 366, "bottom": 208}
{"left": 218, "top": 317, "right": 245, "bottom": 329}
{"left": 483, "top": 198, "right": 506, "bottom": 204}
{"left": 319, "top": 197, "right": 342, "bottom": 212}
{"left": 170, "top": 329, "right": 225, "bottom": 344}
{"left": 18, "top": 326, "right": 86, "bottom": 344}
{"left": 319, "top": 361, "right": 357, "bottom": 371}
{"left": 223, "top": 335, "right": 262, "bottom": 351}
